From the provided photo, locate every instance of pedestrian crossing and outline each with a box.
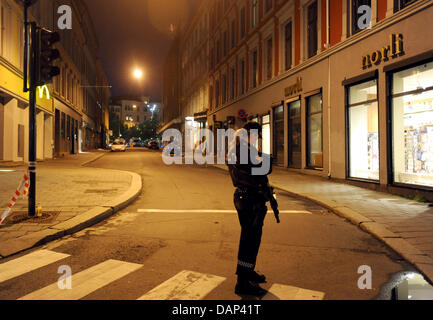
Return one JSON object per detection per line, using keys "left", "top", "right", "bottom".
{"left": 0, "top": 250, "right": 69, "bottom": 283}
{"left": 0, "top": 249, "right": 325, "bottom": 300}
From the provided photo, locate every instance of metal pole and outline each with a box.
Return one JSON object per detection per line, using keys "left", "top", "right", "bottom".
{"left": 28, "top": 22, "right": 37, "bottom": 217}
{"left": 23, "top": 3, "right": 28, "bottom": 92}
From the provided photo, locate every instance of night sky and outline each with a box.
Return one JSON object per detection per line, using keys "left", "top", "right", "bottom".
{"left": 84, "top": 0, "right": 200, "bottom": 102}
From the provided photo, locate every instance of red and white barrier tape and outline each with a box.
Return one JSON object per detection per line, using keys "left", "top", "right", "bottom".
{"left": 0, "top": 169, "right": 30, "bottom": 225}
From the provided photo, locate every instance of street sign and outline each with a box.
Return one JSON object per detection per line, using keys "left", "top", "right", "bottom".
{"left": 237, "top": 108, "right": 248, "bottom": 120}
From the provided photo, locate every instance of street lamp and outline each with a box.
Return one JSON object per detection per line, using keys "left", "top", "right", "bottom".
{"left": 133, "top": 69, "right": 143, "bottom": 79}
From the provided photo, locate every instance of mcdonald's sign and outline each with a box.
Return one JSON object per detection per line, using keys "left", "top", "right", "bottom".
{"left": 37, "top": 85, "right": 50, "bottom": 100}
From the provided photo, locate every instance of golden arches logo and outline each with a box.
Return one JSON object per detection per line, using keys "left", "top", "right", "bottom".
{"left": 37, "top": 85, "right": 50, "bottom": 100}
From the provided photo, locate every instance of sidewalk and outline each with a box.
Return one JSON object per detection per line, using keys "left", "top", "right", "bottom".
{"left": 211, "top": 164, "right": 433, "bottom": 283}
{"left": 0, "top": 151, "right": 142, "bottom": 259}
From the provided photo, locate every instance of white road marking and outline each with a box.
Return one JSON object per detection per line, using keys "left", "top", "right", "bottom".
{"left": 264, "top": 283, "right": 325, "bottom": 300}
{"left": 137, "top": 209, "right": 311, "bottom": 214}
{"left": 137, "top": 270, "right": 226, "bottom": 300}
{"left": 18, "top": 259, "right": 142, "bottom": 300}
{"left": 0, "top": 250, "right": 70, "bottom": 283}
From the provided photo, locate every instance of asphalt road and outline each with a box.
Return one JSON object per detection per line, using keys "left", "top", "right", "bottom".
{"left": 0, "top": 149, "right": 415, "bottom": 300}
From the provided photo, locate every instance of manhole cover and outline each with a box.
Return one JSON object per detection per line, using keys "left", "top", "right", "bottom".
{"left": 0, "top": 210, "right": 60, "bottom": 226}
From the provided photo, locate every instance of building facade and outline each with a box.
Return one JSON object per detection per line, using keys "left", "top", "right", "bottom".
{"left": 163, "top": 0, "right": 433, "bottom": 199}
{"left": 0, "top": 0, "right": 110, "bottom": 162}
{"left": 110, "top": 96, "right": 152, "bottom": 130}
{"left": 0, "top": 0, "right": 53, "bottom": 162}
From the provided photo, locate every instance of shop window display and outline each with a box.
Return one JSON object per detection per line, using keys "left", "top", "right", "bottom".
{"left": 307, "top": 94, "right": 323, "bottom": 168}
{"left": 392, "top": 62, "right": 433, "bottom": 187}
{"left": 348, "top": 79, "right": 379, "bottom": 180}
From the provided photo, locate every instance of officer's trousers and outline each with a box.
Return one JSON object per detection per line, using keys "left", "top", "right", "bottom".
{"left": 234, "top": 188, "right": 268, "bottom": 276}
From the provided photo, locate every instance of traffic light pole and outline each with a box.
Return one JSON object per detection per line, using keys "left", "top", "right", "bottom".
{"left": 28, "top": 22, "right": 37, "bottom": 217}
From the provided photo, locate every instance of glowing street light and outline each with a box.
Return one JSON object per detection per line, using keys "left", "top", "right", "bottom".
{"left": 133, "top": 69, "right": 143, "bottom": 79}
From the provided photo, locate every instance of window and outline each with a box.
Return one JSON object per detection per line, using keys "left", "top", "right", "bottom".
{"left": 231, "top": 19, "right": 236, "bottom": 49}
{"left": 288, "top": 99, "right": 302, "bottom": 168}
{"left": 62, "top": 66, "right": 66, "bottom": 97}
{"left": 307, "top": 1, "right": 318, "bottom": 58}
{"left": 265, "top": 37, "right": 273, "bottom": 81}
{"left": 215, "top": 80, "right": 220, "bottom": 108}
{"left": 306, "top": 93, "right": 323, "bottom": 168}
{"left": 239, "top": 59, "right": 246, "bottom": 95}
{"left": 262, "top": 115, "right": 271, "bottom": 154}
{"left": 222, "top": 74, "right": 227, "bottom": 104}
{"left": 251, "top": 49, "right": 258, "bottom": 88}
{"left": 67, "top": 115, "right": 71, "bottom": 140}
{"left": 391, "top": 61, "right": 433, "bottom": 187}
{"left": 61, "top": 112, "right": 66, "bottom": 139}
{"left": 347, "top": 79, "right": 379, "bottom": 180}
{"left": 351, "top": 0, "right": 371, "bottom": 35}
{"left": 265, "top": 0, "right": 273, "bottom": 13}
{"left": 210, "top": 47, "right": 214, "bottom": 70}
{"left": 216, "top": 40, "right": 220, "bottom": 64}
{"left": 209, "top": 85, "right": 214, "bottom": 109}
{"left": 285, "top": 22, "right": 293, "bottom": 70}
{"left": 273, "top": 105, "right": 284, "bottom": 165}
{"left": 251, "top": 0, "right": 259, "bottom": 29}
{"left": 240, "top": 7, "right": 246, "bottom": 39}
{"left": 223, "top": 31, "right": 228, "bottom": 57}
{"left": 230, "top": 67, "right": 235, "bottom": 100}
{"left": 394, "top": 0, "right": 418, "bottom": 12}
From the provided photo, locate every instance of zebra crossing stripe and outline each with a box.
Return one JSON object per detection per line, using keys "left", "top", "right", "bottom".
{"left": 137, "top": 270, "right": 226, "bottom": 300}
{"left": 0, "top": 250, "right": 69, "bottom": 283}
{"left": 265, "top": 283, "right": 325, "bottom": 300}
{"left": 18, "top": 259, "right": 142, "bottom": 300}
{"left": 137, "top": 209, "right": 311, "bottom": 214}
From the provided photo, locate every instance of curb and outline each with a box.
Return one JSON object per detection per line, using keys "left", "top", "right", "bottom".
{"left": 0, "top": 170, "right": 142, "bottom": 259}
{"left": 81, "top": 152, "right": 107, "bottom": 167}
{"left": 209, "top": 164, "right": 433, "bottom": 284}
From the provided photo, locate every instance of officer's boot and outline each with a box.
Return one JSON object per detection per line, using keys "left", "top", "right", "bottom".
{"left": 248, "top": 270, "right": 266, "bottom": 283}
{"left": 235, "top": 275, "right": 267, "bottom": 296}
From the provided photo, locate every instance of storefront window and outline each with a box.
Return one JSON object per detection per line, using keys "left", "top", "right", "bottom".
{"left": 288, "top": 100, "right": 301, "bottom": 168}
{"left": 262, "top": 115, "right": 271, "bottom": 155}
{"left": 273, "top": 105, "right": 284, "bottom": 165}
{"left": 392, "top": 62, "right": 433, "bottom": 187}
{"left": 348, "top": 79, "right": 379, "bottom": 180}
{"left": 307, "top": 93, "right": 322, "bottom": 168}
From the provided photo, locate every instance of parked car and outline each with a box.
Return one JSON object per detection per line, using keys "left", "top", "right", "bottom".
{"left": 111, "top": 141, "right": 127, "bottom": 152}
{"left": 131, "top": 138, "right": 141, "bottom": 147}
{"left": 148, "top": 141, "right": 159, "bottom": 150}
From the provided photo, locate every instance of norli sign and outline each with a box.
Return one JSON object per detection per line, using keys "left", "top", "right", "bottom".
{"left": 362, "top": 34, "right": 404, "bottom": 69}
{"left": 284, "top": 77, "right": 302, "bottom": 97}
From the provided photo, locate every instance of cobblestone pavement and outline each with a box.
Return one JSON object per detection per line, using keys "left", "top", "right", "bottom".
{"left": 0, "top": 152, "right": 132, "bottom": 244}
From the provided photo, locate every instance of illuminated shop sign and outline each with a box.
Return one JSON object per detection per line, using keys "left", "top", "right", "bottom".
{"left": 284, "top": 77, "right": 302, "bottom": 97}
{"left": 37, "top": 85, "right": 50, "bottom": 99}
{"left": 362, "top": 34, "right": 404, "bottom": 69}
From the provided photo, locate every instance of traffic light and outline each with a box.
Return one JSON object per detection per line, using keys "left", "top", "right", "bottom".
{"left": 35, "top": 28, "right": 60, "bottom": 86}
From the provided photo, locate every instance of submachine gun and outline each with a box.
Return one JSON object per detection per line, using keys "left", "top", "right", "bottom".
{"left": 262, "top": 183, "right": 280, "bottom": 224}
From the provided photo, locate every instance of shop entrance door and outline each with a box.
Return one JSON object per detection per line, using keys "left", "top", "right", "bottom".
{"left": 288, "top": 100, "right": 302, "bottom": 168}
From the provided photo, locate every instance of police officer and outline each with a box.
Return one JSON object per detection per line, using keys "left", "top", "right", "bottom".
{"left": 227, "top": 122, "right": 276, "bottom": 296}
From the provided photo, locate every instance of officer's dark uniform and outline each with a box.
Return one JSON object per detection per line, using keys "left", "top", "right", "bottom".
{"left": 227, "top": 122, "right": 273, "bottom": 296}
